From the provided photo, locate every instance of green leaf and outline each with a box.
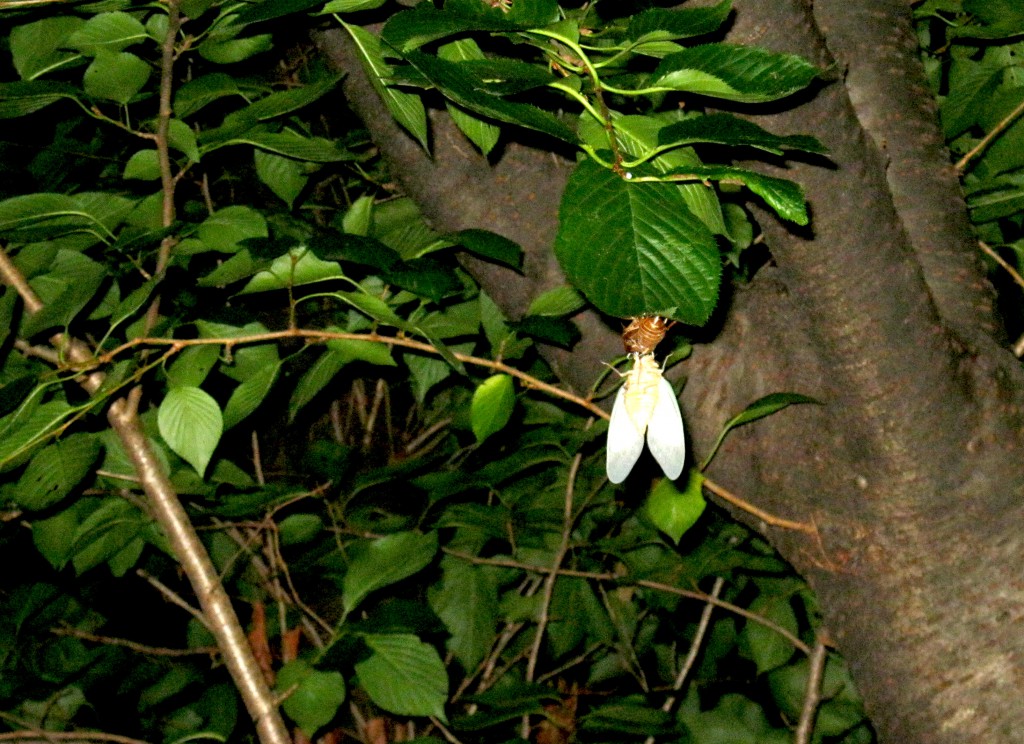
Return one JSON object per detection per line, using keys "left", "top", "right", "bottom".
{"left": 239, "top": 247, "right": 343, "bottom": 293}
{"left": 66, "top": 12, "right": 148, "bottom": 55}
{"left": 508, "top": 315, "right": 579, "bottom": 349}
{"left": 649, "top": 44, "right": 819, "bottom": 103}
{"left": 325, "top": 337, "right": 397, "bottom": 366}
{"left": 198, "top": 34, "right": 274, "bottom": 64}
{"left": 83, "top": 50, "right": 150, "bottom": 104}
{"left": 627, "top": 1, "right": 732, "bottom": 43}
{"left": 454, "top": 229, "right": 524, "bottom": 269}
{"left": 245, "top": 75, "right": 344, "bottom": 121}
{"left": 277, "top": 660, "right": 346, "bottom": 737}
{"left": 22, "top": 250, "right": 107, "bottom": 337}
{"left": 198, "top": 206, "right": 269, "bottom": 253}
{"left": 158, "top": 386, "right": 223, "bottom": 477}
{"left": 10, "top": 17, "right": 84, "bottom": 81}
{"left": 439, "top": 39, "right": 500, "bottom": 155}
{"left": 526, "top": 285, "right": 584, "bottom": 317}
{"left": 0, "top": 401, "right": 73, "bottom": 471}
{"left": 70, "top": 497, "right": 147, "bottom": 575}
{"left": 288, "top": 349, "right": 347, "bottom": 422}
{"left": 168, "top": 118, "right": 200, "bottom": 162}
{"left": 401, "top": 51, "right": 578, "bottom": 145}
{"left": 554, "top": 157, "right": 720, "bottom": 324}
{"left": 319, "top": 0, "right": 387, "bottom": 12}
{"left": 342, "top": 531, "right": 438, "bottom": 614}
{"left": 382, "top": 1, "right": 557, "bottom": 51}
{"left": 428, "top": 557, "right": 498, "bottom": 672}
{"left": 222, "top": 362, "right": 281, "bottom": 429}
{"left": 175, "top": 73, "right": 242, "bottom": 119}
{"left": 278, "top": 513, "right": 324, "bottom": 546}
{"left": 9, "top": 434, "right": 101, "bottom": 510}
{"left": 0, "top": 81, "right": 82, "bottom": 118}
{"left": 234, "top": 0, "right": 327, "bottom": 24}
{"left": 166, "top": 344, "right": 222, "bottom": 389}
{"left": 471, "top": 374, "right": 515, "bottom": 444}
{"left": 355, "top": 634, "right": 448, "bottom": 720}
{"left": 645, "top": 471, "right": 706, "bottom": 543}
{"left": 701, "top": 392, "right": 820, "bottom": 469}
{"left": 343, "top": 22, "right": 429, "bottom": 151}
{"left": 255, "top": 150, "right": 308, "bottom": 208}
{"left": 212, "top": 129, "right": 354, "bottom": 162}
{"left": 660, "top": 163, "right": 810, "bottom": 225}
{"left": 657, "top": 113, "right": 825, "bottom": 156}
{"left": 739, "top": 595, "right": 799, "bottom": 673}
{"left": 124, "top": 150, "right": 160, "bottom": 180}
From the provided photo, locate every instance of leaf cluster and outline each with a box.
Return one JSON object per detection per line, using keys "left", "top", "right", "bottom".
{"left": 0, "top": 1, "right": 871, "bottom": 743}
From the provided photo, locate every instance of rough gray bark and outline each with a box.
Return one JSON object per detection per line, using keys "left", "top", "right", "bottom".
{"left": 317, "top": 2, "right": 1024, "bottom": 740}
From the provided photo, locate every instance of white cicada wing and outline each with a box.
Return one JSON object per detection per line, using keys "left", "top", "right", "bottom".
{"left": 646, "top": 375, "right": 686, "bottom": 480}
{"left": 606, "top": 385, "right": 646, "bottom": 484}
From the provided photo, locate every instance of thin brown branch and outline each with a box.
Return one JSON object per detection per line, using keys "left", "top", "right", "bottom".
{"left": 51, "top": 626, "right": 218, "bottom": 658}
{"left": 978, "top": 240, "right": 1024, "bottom": 292}
{"left": 794, "top": 635, "right": 829, "bottom": 744}
{"left": 95, "top": 328, "right": 609, "bottom": 418}
{"left": 136, "top": 569, "right": 207, "bottom": 627}
{"left": 0, "top": 247, "right": 43, "bottom": 313}
{"left": 702, "top": 477, "right": 818, "bottom": 535}
{"left": 0, "top": 731, "right": 149, "bottom": 744}
{"left": 955, "top": 95, "right": 1024, "bottom": 173}
{"left": 443, "top": 550, "right": 812, "bottom": 655}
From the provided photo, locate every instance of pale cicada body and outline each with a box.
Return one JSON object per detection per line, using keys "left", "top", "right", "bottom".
{"left": 606, "top": 352, "right": 685, "bottom": 484}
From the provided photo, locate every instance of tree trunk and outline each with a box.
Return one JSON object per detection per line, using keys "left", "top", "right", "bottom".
{"left": 318, "top": 1, "right": 1024, "bottom": 740}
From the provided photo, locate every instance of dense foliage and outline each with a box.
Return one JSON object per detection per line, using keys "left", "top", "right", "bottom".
{"left": 2, "top": 0, "right": 1017, "bottom": 741}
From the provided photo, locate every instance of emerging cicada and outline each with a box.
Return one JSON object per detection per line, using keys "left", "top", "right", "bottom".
{"left": 606, "top": 352, "right": 685, "bottom": 484}
{"left": 622, "top": 316, "right": 674, "bottom": 355}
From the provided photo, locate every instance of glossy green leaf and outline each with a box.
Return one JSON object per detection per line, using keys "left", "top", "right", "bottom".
{"left": 168, "top": 119, "right": 200, "bottom": 162}
{"left": 657, "top": 113, "right": 825, "bottom": 155}
{"left": 645, "top": 471, "right": 706, "bottom": 543}
{"left": 526, "top": 285, "right": 585, "bottom": 317}
{"left": 320, "top": 0, "right": 387, "bottom": 12}
{"left": 554, "top": 157, "right": 720, "bottom": 324}
{"left": 10, "top": 17, "right": 84, "bottom": 81}
{"left": 342, "top": 531, "right": 438, "bottom": 614}
{"left": 439, "top": 39, "right": 500, "bottom": 155}
{"left": 124, "top": 150, "right": 160, "bottom": 180}
{"left": 277, "top": 660, "right": 346, "bottom": 737}
{"left": 649, "top": 44, "right": 819, "bottom": 103}
{"left": 66, "top": 12, "right": 147, "bottom": 55}
{"left": 239, "top": 248, "right": 343, "bottom": 293}
{"left": 245, "top": 75, "right": 344, "bottom": 121}
{"left": 659, "top": 163, "right": 809, "bottom": 225}
{"left": 83, "top": 50, "right": 150, "bottom": 104}
{"left": 343, "top": 22, "right": 429, "bottom": 151}
{"left": 471, "top": 374, "right": 515, "bottom": 444}
{"left": 627, "top": 1, "right": 732, "bottom": 43}
{"left": 255, "top": 150, "right": 308, "bottom": 208}
{"left": 355, "top": 633, "right": 448, "bottom": 720}
{"left": 222, "top": 361, "right": 281, "bottom": 429}
{"left": 10, "top": 434, "right": 101, "bottom": 510}
{"left": 233, "top": 0, "right": 326, "bottom": 24}
{"left": 701, "top": 392, "right": 820, "bottom": 469}
{"left": 401, "top": 51, "right": 578, "bottom": 145}
{"left": 158, "top": 386, "right": 223, "bottom": 477}
{"left": 198, "top": 34, "right": 273, "bottom": 64}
